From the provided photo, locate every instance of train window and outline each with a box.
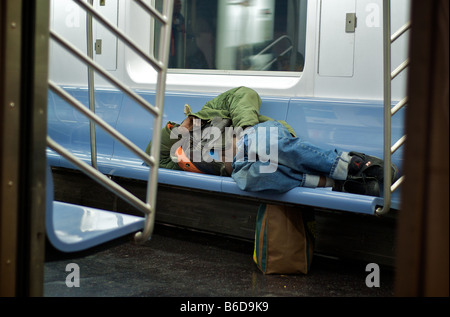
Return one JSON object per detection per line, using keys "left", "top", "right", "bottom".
{"left": 154, "top": 0, "right": 307, "bottom": 73}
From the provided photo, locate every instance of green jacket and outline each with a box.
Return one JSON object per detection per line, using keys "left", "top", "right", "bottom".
{"left": 145, "top": 86, "right": 295, "bottom": 173}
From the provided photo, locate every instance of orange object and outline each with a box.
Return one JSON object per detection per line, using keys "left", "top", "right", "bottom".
{"left": 175, "top": 147, "right": 204, "bottom": 174}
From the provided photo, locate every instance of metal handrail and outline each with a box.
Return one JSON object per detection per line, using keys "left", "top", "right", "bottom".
{"left": 48, "top": 0, "right": 173, "bottom": 242}
{"left": 253, "top": 35, "right": 293, "bottom": 60}
{"left": 74, "top": 0, "right": 164, "bottom": 71}
{"left": 376, "top": 0, "right": 410, "bottom": 215}
{"left": 260, "top": 46, "right": 294, "bottom": 71}
{"left": 391, "top": 21, "right": 411, "bottom": 42}
{"left": 47, "top": 136, "right": 152, "bottom": 214}
{"left": 252, "top": 35, "right": 294, "bottom": 70}
{"left": 48, "top": 80, "right": 156, "bottom": 167}
{"left": 50, "top": 31, "right": 161, "bottom": 117}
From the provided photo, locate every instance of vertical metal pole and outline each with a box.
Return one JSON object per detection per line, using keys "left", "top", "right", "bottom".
{"left": 87, "top": 0, "right": 97, "bottom": 169}
{"left": 149, "top": 0, "right": 156, "bottom": 57}
{"left": 135, "top": 0, "right": 173, "bottom": 243}
{"left": 377, "top": 0, "right": 392, "bottom": 215}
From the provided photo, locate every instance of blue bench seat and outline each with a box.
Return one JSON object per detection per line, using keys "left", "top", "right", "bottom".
{"left": 47, "top": 87, "right": 404, "bottom": 217}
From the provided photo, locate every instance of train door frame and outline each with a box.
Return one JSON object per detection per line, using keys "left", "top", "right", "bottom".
{"left": 395, "top": 0, "right": 449, "bottom": 297}
{"left": 0, "top": 0, "right": 49, "bottom": 296}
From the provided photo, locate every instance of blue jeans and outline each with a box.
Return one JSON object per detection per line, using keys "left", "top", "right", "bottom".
{"left": 231, "top": 121, "right": 351, "bottom": 193}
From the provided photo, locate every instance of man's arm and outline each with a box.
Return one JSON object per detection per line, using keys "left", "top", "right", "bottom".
{"left": 188, "top": 86, "right": 262, "bottom": 128}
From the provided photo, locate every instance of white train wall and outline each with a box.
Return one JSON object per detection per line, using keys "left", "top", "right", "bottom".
{"left": 49, "top": 0, "right": 411, "bottom": 100}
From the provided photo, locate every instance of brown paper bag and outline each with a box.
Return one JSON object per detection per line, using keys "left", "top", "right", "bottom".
{"left": 253, "top": 204, "right": 315, "bottom": 274}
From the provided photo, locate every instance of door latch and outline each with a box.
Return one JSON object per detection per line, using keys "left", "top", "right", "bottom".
{"left": 95, "top": 39, "right": 102, "bottom": 55}
{"left": 345, "top": 13, "right": 357, "bottom": 33}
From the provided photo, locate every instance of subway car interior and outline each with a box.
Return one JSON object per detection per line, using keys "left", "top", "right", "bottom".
{"left": 0, "top": 0, "right": 448, "bottom": 300}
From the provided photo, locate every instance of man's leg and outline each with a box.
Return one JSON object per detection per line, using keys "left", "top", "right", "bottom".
{"left": 232, "top": 120, "right": 395, "bottom": 196}
{"left": 231, "top": 121, "right": 343, "bottom": 192}
{"left": 247, "top": 121, "right": 350, "bottom": 180}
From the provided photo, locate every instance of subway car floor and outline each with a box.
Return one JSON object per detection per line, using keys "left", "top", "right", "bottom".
{"left": 43, "top": 223, "right": 395, "bottom": 297}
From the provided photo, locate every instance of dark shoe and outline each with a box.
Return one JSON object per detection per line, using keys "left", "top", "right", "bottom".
{"left": 333, "top": 178, "right": 380, "bottom": 197}
{"left": 348, "top": 151, "right": 399, "bottom": 183}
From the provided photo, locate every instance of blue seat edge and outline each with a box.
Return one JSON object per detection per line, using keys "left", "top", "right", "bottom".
{"left": 46, "top": 164, "right": 145, "bottom": 253}
{"left": 48, "top": 157, "right": 400, "bottom": 215}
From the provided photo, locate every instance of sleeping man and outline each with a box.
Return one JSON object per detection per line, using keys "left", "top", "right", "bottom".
{"left": 146, "top": 86, "right": 398, "bottom": 196}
